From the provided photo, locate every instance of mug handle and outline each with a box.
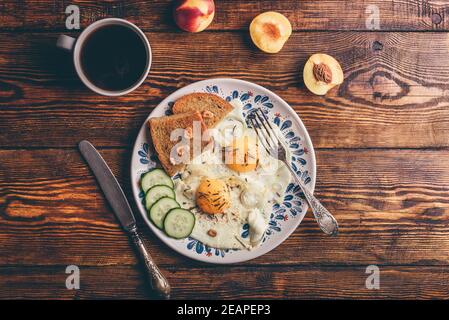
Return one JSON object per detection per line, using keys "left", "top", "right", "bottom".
{"left": 57, "top": 35, "right": 76, "bottom": 51}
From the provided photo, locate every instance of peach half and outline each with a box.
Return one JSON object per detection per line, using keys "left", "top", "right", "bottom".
{"left": 303, "top": 53, "right": 344, "bottom": 95}
{"left": 173, "top": 0, "right": 215, "bottom": 33}
{"left": 250, "top": 11, "right": 292, "bottom": 54}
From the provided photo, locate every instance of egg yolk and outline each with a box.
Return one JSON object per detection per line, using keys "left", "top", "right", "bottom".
{"left": 225, "top": 136, "right": 259, "bottom": 173}
{"left": 196, "top": 179, "right": 231, "bottom": 214}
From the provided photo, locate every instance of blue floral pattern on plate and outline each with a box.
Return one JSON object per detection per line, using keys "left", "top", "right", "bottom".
{"left": 186, "top": 237, "right": 230, "bottom": 258}
{"left": 136, "top": 84, "right": 312, "bottom": 259}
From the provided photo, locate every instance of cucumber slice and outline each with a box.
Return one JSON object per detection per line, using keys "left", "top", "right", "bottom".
{"left": 145, "top": 185, "right": 176, "bottom": 211}
{"left": 141, "top": 169, "right": 173, "bottom": 193}
{"left": 149, "top": 197, "right": 179, "bottom": 229}
{"left": 164, "top": 208, "right": 195, "bottom": 239}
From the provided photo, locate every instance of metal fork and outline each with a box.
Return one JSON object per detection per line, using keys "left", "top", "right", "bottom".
{"left": 248, "top": 108, "right": 339, "bottom": 236}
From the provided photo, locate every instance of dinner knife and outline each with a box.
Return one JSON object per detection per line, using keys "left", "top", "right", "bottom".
{"left": 78, "top": 140, "right": 171, "bottom": 299}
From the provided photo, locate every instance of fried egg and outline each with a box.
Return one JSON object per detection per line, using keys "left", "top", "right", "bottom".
{"left": 174, "top": 100, "right": 291, "bottom": 250}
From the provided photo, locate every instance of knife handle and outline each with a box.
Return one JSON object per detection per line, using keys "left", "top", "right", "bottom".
{"left": 129, "top": 226, "right": 171, "bottom": 299}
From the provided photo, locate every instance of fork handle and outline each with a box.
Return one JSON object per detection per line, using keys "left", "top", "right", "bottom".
{"left": 287, "top": 166, "right": 339, "bottom": 236}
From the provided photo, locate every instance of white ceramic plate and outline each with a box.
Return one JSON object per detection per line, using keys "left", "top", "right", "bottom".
{"left": 131, "top": 78, "right": 316, "bottom": 264}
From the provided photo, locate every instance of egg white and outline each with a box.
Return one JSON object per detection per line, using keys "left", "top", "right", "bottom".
{"left": 174, "top": 100, "right": 292, "bottom": 250}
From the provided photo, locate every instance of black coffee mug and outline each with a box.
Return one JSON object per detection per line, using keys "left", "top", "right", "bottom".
{"left": 57, "top": 18, "right": 152, "bottom": 96}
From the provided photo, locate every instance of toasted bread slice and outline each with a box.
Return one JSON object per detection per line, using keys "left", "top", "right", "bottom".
{"left": 172, "top": 93, "right": 234, "bottom": 128}
{"left": 149, "top": 111, "right": 207, "bottom": 176}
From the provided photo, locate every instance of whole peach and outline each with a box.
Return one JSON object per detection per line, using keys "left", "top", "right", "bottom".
{"left": 173, "top": 0, "right": 215, "bottom": 33}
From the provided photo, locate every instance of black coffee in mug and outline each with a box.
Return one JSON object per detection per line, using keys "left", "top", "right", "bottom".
{"left": 80, "top": 25, "right": 148, "bottom": 91}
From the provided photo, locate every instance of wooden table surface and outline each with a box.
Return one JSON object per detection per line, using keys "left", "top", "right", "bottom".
{"left": 1, "top": 0, "right": 449, "bottom": 300}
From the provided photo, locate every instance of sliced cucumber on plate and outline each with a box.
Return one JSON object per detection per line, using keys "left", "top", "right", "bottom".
{"left": 164, "top": 208, "right": 196, "bottom": 239}
{"left": 145, "top": 185, "right": 175, "bottom": 211}
{"left": 141, "top": 168, "right": 195, "bottom": 239}
{"left": 141, "top": 168, "right": 173, "bottom": 193}
{"left": 149, "top": 197, "right": 180, "bottom": 229}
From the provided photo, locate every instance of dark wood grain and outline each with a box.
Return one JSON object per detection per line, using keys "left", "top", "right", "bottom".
{"left": 1, "top": 265, "right": 448, "bottom": 299}
{"left": 1, "top": 31, "right": 449, "bottom": 148}
{"left": 1, "top": 148, "right": 448, "bottom": 267}
{"left": 1, "top": 0, "right": 448, "bottom": 300}
{"left": 0, "top": 0, "right": 448, "bottom": 32}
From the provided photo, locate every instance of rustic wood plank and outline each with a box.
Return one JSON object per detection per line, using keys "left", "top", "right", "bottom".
{"left": 0, "top": 0, "right": 447, "bottom": 301}
{"left": 1, "top": 265, "right": 448, "bottom": 299}
{"left": 1, "top": 31, "right": 449, "bottom": 148}
{"left": 0, "top": 0, "right": 448, "bottom": 32}
{"left": 1, "top": 148, "right": 449, "bottom": 267}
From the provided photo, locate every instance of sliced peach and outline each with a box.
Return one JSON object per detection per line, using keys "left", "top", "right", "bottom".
{"left": 250, "top": 11, "right": 292, "bottom": 54}
{"left": 303, "top": 53, "right": 344, "bottom": 95}
{"left": 173, "top": 0, "right": 215, "bottom": 33}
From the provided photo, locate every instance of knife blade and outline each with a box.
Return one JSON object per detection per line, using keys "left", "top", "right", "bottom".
{"left": 78, "top": 140, "right": 135, "bottom": 230}
{"left": 78, "top": 140, "right": 171, "bottom": 299}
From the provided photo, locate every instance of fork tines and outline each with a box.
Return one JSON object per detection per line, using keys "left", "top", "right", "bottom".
{"left": 248, "top": 108, "right": 280, "bottom": 157}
